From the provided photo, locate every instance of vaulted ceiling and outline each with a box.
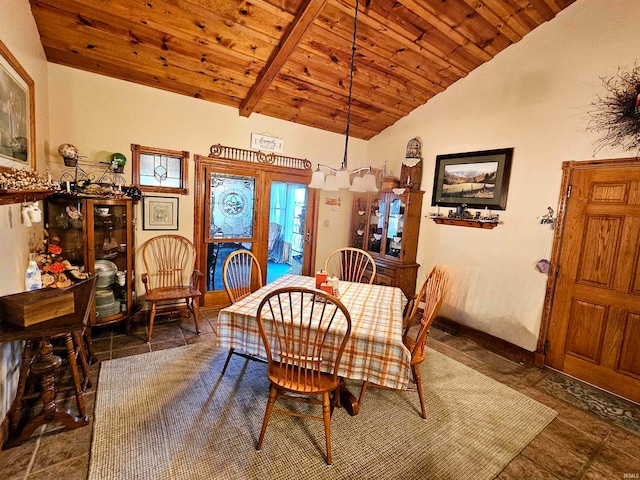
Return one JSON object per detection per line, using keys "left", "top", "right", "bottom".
{"left": 29, "top": 0, "right": 576, "bottom": 140}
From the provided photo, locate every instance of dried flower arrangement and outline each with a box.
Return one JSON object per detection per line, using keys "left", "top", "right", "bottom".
{"left": 0, "top": 167, "right": 57, "bottom": 190}
{"left": 588, "top": 63, "right": 640, "bottom": 154}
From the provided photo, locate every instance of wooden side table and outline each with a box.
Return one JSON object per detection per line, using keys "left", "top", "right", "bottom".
{"left": 0, "top": 277, "right": 96, "bottom": 447}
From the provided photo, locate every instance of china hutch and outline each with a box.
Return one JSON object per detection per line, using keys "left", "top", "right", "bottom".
{"left": 350, "top": 189, "right": 424, "bottom": 298}
{"left": 44, "top": 195, "right": 137, "bottom": 327}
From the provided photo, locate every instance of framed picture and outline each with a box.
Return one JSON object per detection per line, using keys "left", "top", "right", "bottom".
{"left": 143, "top": 196, "right": 179, "bottom": 230}
{"left": 431, "top": 148, "right": 514, "bottom": 210}
{"left": 0, "top": 40, "right": 35, "bottom": 170}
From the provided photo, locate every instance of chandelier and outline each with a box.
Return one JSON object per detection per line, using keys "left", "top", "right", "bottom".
{"left": 308, "top": 0, "right": 378, "bottom": 193}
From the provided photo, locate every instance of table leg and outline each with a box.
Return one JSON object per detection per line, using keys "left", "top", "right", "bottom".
{"left": 337, "top": 379, "right": 360, "bottom": 416}
{"left": 9, "top": 337, "right": 89, "bottom": 446}
{"left": 8, "top": 340, "right": 34, "bottom": 435}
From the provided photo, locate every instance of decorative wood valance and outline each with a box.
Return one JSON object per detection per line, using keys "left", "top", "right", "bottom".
{"left": 208, "top": 144, "right": 311, "bottom": 171}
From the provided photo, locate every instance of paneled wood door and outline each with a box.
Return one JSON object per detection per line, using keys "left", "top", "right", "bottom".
{"left": 546, "top": 162, "right": 640, "bottom": 403}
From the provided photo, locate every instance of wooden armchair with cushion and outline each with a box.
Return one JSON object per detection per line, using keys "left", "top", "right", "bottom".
{"left": 324, "top": 247, "right": 376, "bottom": 284}
{"left": 358, "top": 266, "right": 447, "bottom": 418}
{"left": 141, "top": 235, "right": 202, "bottom": 344}
{"left": 255, "top": 287, "right": 352, "bottom": 464}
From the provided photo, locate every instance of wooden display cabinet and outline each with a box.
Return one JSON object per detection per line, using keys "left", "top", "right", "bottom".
{"left": 350, "top": 189, "right": 424, "bottom": 298}
{"left": 44, "top": 195, "right": 137, "bottom": 326}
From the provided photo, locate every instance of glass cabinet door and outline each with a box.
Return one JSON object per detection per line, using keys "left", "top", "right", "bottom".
{"left": 351, "top": 197, "right": 368, "bottom": 249}
{"left": 92, "top": 201, "right": 130, "bottom": 320}
{"left": 385, "top": 196, "right": 405, "bottom": 258}
{"left": 368, "top": 197, "right": 385, "bottom": 254}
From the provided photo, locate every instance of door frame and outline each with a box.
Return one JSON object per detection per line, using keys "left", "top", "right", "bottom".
{"left": 535, "top": 156, "right": 640, "bottom": 368}
{"left": 193, "top": 146, "right": 318, "bottom": 307}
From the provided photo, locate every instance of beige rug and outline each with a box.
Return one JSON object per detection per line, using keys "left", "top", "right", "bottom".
{"left": 89, "top": 343, "right": 556, "bottom": 480}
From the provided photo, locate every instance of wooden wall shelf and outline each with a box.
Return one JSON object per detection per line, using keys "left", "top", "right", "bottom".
{"left": 431, "top": 217, "right": 499, "bottom": 229}
{"left": 0, "top": 189, "right": 56, "bottom": 206}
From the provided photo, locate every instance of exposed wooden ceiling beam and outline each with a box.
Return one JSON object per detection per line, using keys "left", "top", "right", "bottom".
{"left": 239, "top": 0, "right": 328, "bottom": 117}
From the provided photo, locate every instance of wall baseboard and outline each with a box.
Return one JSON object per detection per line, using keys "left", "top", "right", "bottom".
{"left": 433, "top": 316, "right": 535, "bottom": 366}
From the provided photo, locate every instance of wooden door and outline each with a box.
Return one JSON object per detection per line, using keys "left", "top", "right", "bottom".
{"left": 193, "top": 148, "right": 316, "bottom": 308}
{"left": 546, "top": 163, "right": 640, "bottom": 402}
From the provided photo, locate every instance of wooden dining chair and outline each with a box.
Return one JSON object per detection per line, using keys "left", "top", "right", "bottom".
{"left": 324, "top": 247, "right": 376, "bottom": 284}
{"left": 220, "top": 249, "right": 263, "bottom": 375}
{"left": 358, "top": 266, "right": 447, "bottom": 418}
{"left": 141, "top": 235, "right": 203, "bottom": 344}
{"left": 255, "top": 287, "right": 352, "bottom": 465}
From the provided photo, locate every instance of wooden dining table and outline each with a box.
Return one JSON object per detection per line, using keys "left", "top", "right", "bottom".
{"left": 216, "top": 274, "right": 410, "bottom": 415}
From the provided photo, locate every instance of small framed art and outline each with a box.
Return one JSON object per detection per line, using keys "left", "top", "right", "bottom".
{"left": 143, "top": 196, "right": 179, "bottom": 230}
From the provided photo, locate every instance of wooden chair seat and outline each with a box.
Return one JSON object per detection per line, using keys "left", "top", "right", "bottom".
{"left": 145, "top": 286, "right": 201, "bottom": 302}
{"left": 267, "top": 366, "right": 339, "bottom": 394}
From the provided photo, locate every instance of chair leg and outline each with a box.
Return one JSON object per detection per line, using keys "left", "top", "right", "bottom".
{"left": 147, "top": 302, "right": 157, "bottom": 343}
{"left": 72, "top": 331, "right": 91, "bottom": 390}
{"left": 257, "top": 384, "right": 278, "bottom": 451}
{"left": 323, "top": 391, "right": 332, "bottom": 465}
{"left": 63, "top": 333, "right": 87, "bottom": 419}
{"left": 358, "top": 381, "right": 369, "bottom": 408}
{"left": 221, "top": 348, "right": 235, "bottom": 375}
{"left": 412, "top": 364, "right": 427, "bottom": 419}
{"left": 187, "top": 298, "right": 201, "bottom": 335}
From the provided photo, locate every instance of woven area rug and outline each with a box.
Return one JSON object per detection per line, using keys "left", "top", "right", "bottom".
{"left": 89, "top": 343, "right": 556, "bottom": 480}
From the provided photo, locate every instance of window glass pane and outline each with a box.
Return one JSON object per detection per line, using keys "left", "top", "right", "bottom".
{"left": 206, "top": 242, "right": 252, "bottom": 291}
{"left": 209, "top": 173, "right": 255, "bottom": 239}
{"left": 139, "top": 153, "right": 182, "bottom": 188}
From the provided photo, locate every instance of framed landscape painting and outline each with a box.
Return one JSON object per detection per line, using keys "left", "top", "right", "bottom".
{"left": 431, "top": 148, "right": 514, "bottom": 210}
{"left": 0, "top": 40, "right": 35, "bottom": 170}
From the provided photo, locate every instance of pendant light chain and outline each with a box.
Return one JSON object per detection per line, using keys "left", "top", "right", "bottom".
{"left": 342, "top": 0, "right": 359, "bottom": 169}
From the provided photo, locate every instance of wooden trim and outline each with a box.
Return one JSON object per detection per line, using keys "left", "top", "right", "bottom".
{"left": 536, "top": 156, "right": 640, "bottom": 364}
{"left": 207, "top": 144, "right": 311, "bottom": 170}
{"left": 434, "top": 316, "right": 535, "bottom": 366}
{"left": 239, "top": 0, "right": 328, "bottom": 117}
{"left": 0, "top": 412, "right": 8, "bottom": 451}
{"left": 0, "top": 40, "right": 36, "bottom": 170}
{"left": 131, "top": 144, "right": 189, "bottom": 195}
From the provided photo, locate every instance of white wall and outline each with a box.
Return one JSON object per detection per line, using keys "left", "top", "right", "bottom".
{"left": 368, "top": 0, "right": 640, "bottom": 350}
{"left": 0, "top": 0, "right": 50, "bottom": 425}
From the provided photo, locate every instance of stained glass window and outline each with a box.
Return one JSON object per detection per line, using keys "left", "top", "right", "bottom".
{"left": 209, "top": 173, "right": 255, "bottom": 239}
{"left": 131, "top": 144, "right": 189, "bottom": 195}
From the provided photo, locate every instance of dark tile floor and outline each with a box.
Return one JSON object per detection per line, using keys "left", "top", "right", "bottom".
{"left": 1, "top": 310, "right": 639, "bottom": 479}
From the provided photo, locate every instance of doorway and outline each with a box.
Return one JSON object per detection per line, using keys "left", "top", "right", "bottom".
{"left": 539, "top": 158, "right": 640, "bottom": 403}
{"left": 194, "top": 148, "right": 318, "bottom": 308}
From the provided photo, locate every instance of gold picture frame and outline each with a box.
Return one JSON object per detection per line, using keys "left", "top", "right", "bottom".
{"left": 0, "top": 39, "right": 35, "bottom": 171}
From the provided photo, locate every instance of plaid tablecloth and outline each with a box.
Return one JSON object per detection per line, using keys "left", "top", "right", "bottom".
{"left": 217, "top": 274, "right": 411, "bottom": 389}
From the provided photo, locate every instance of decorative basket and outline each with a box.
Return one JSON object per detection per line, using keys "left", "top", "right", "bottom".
{"left": 382, "top": 176, "right": 400, "bottom": 189}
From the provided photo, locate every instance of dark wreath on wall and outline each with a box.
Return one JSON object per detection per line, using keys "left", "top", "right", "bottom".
{"left": 588, "top": 63, "right": 640, "bottom": 154}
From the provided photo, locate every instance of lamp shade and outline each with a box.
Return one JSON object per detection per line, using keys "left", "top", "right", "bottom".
{"left": 308, "top": 170, "right": 326, "bottom": 189}
{"left": 349, "top": 175, "right": 367, "bottom": 192}
{"left": 323, "top": 174, "right": 340, "bottom": 191}
{"left": 335, "top": 168, "right": 352, "bottom": 189}
{"left": 363, "top": 172, "right": 379, "bottom": 192}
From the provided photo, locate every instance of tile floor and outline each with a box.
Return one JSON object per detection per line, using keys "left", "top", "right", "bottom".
{"left": 1, "top": 310, "right": 639, "bottom": 479}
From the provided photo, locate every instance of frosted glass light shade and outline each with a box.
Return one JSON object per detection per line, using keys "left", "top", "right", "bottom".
{"left": 349, "top": 176, "right": 367, "bottom": 192}
{"left": 363, "top": 172, "right": 379, "bottom": 192}
{"left": 323, "top": 174, "right": 340, "bottom": 191}
{"left": 308, "top": 170, "right": 326, "bottom": 189}
{"left": 335, "top": 168, "right": 352, "bottom": 189}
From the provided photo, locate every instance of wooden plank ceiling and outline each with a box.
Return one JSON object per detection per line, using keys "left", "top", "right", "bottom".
{"left": 29, "top": 0, "right": 576, "bottom": 140}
